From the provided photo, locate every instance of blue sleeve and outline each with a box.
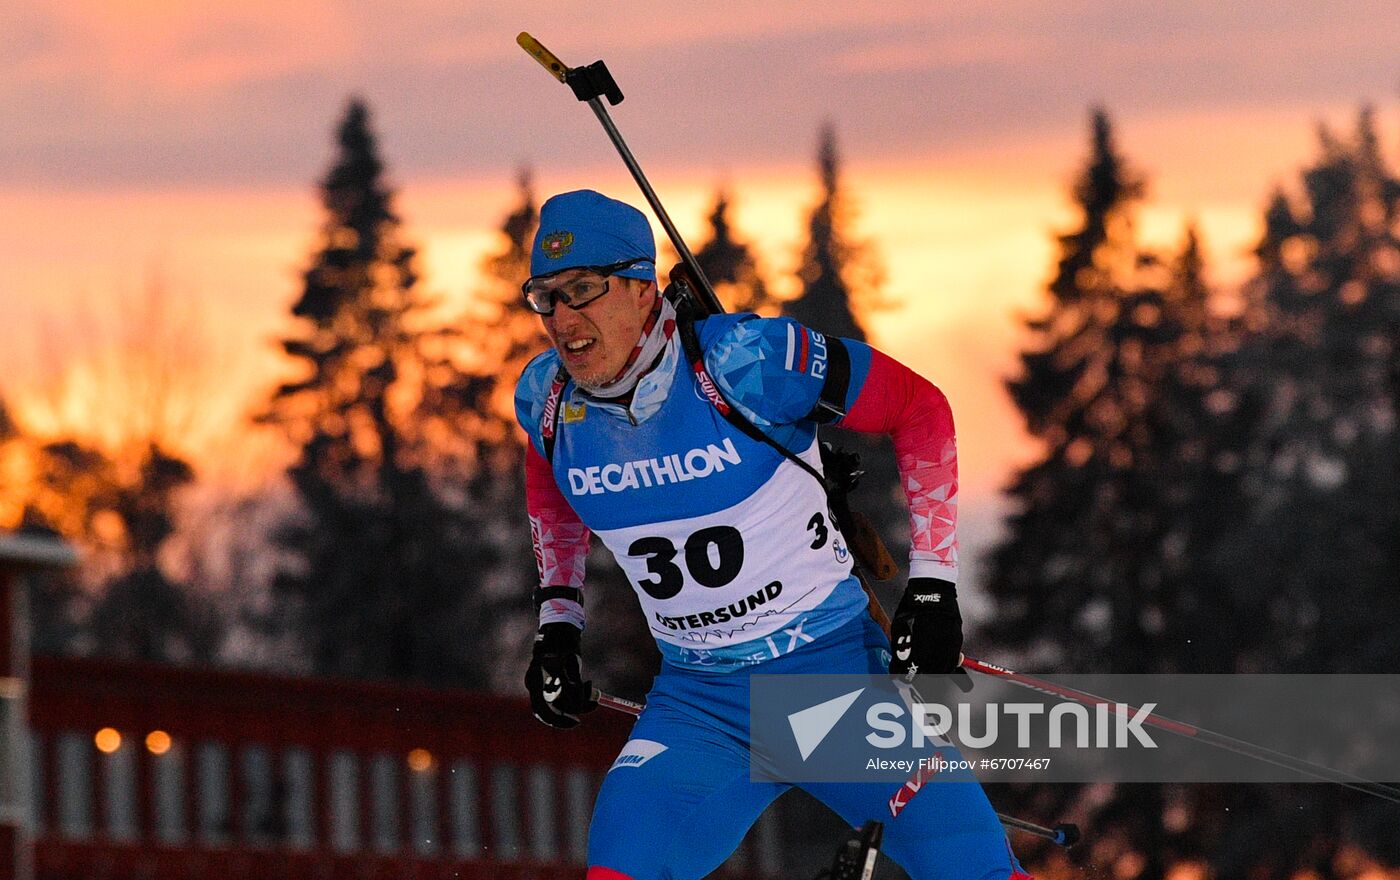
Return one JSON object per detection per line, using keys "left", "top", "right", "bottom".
{"left": 701, "top": 314, "right": 873, "bottom": 428}
{"left": 514, "top": 350, "right": 564, "bottom": 459}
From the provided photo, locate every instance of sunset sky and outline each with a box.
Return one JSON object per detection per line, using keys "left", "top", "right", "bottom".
{"left": 5, "top": 1, "right": 1400, "bottom": 589}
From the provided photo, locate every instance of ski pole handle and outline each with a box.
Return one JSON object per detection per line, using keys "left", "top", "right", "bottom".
{"left": 593, "top": 688, "right": 644, "bottom": 716}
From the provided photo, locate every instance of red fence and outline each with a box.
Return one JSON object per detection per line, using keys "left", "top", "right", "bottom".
{"left": 26, "top": 655, "right": 697, "bottom": 880}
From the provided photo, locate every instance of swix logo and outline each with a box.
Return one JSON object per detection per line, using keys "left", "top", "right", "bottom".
{"left": 541, "top": 376, "right": 567, "bottom": 440}
{"left": 914, "top": 593, "right": 942, "bottom": 604}
{"left": 567, "top": 438, "right": 742, "bottom": 495}
{"left": 693, "top": 361, "right": 732, "bottom": 415}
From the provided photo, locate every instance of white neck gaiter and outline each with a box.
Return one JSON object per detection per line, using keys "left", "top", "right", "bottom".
{"left": 576, "top": 295, "right": 678, "bottom": 399}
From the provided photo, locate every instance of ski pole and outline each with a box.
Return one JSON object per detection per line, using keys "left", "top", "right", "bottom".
{"left": 517, "top": 32, "right": 723, "bottom": 316}
{"left": 592, "top": 687, "right": 1080, "bottom": 847}
{"left": 957, "top": 655, "right": 1400, "bottom": 806}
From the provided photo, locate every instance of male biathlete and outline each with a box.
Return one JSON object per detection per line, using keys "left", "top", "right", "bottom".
{"left": 515, "top": 189, "right": 1029, "bottom": 880}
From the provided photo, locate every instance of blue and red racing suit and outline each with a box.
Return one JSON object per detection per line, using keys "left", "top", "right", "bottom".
{"left": 516, "top": 311, "right": 1029, "bottom": 880}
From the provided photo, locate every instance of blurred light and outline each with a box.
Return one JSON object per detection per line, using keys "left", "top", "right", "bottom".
{"left": 95, "top": 728, "right": 121, "bottom": 753}
{"left": 407, "top": 748, "right": 434, "bottom": 772}
{"left": 146, "top": 730, "right": 172, "bottom": 755}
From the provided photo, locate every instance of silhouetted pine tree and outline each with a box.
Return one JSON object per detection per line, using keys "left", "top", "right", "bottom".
{"left": 783, "top": 124, "right": 884, "bottom": 341}
{"left": 986, "top": 108, "right": 1400, "bottom": 879}
{"left": 86, "top": 444, "right": 218, "bottom": 660}
{"left": 695, "top": 188, "right": 776, "bottom": 315}
{"left": 1209, "top": 108, "right": 1400, "bottom": 674}
{"left": 260, "top": 98, "right": 497, "bottom": 685}
{"left": 980, "top": 112, "right": 1246, "bottom": 875}
{"left": 1100, "top": 113, "right": 1400, "bottom": 880}
{"left": 1148, "top": 228, "right": 1246, "bottom": 673}
{"left": 985, "top": 109, "right": 1163, "bottom": 671}
{"left": 779, "top": 124, "right": 905, "bottom": 602}
{"left": 465, "top": 168, "right": 547, "bottom": 433}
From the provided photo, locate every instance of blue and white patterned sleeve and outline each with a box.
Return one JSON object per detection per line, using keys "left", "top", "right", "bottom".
{"left": 701, "top": 313, "right": 873, "bottom": 429}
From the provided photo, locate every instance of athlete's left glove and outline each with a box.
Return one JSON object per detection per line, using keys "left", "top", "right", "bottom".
{"left": 526, "top": 622, "right": 598, "bottom": 730}
{"left": 888, "top": 578, "right": 963, "bottom": 677}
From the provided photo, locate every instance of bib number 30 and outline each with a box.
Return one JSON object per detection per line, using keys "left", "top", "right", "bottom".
{"left": 628, "top": 526, "right": 745, "bottom": 600}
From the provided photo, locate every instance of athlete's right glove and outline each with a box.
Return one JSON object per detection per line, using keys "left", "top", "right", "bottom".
{"left": 525, "top": 622, "right": 598, "bottom": 730}
{"left": 888, "top": 578, "right": 963, "bottom": 677}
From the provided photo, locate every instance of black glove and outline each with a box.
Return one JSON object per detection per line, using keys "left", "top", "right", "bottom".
{"left": 526, "top": 622, "right": 598, "bottom": 729}
{"left": 889, "top": 578, "right": 964, "bottom": 677}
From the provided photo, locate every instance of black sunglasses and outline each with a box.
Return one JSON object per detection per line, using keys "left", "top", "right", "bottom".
{"left": 521, "top": 259, "right": 654, "bottom": 316}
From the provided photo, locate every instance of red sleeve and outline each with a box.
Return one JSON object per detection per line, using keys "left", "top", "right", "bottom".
{"left": 525, "top": 444, "right": 591, "bottom": 626}
{"left": 837, "top": 348, "right": 959, "bottom": 582}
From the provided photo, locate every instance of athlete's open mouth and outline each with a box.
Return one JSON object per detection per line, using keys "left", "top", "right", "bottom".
{"left": 564, "top": 338, "right": 595, "bottom": 353}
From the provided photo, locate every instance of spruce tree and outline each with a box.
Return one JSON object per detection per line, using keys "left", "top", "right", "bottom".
{"left": 983, "top": 109, "right": 1251, "bottom": 876}
{"left": 985, "top": 107, "right": 1400, "bottom": 877}
{"left": 1209, "top": 108, "right": 1400, "bottom": 674}
{"left": 985, "top": 109, "right": 1158, "bottom": 670}
{"left": 260, "top": 98, "right": 496, "bottom": 684}
{"left": 425, "top": 168, "right": 543, "bottom": 506}
{"left": 1148, "top": 228, "right": 1247, "bottom": 673}
{"left": 985, "top": 110, "right": 1231, "bottom": 681}
{"left": 779, "top": 124, "right": 904, "bottom": 602}
{"left": 467, "top": 168, "right": 547, "bottom": 432}
{"left": 694, "top": 188, "right": 776, "bottom": 314}
{"left": 782, "top": 124, "right": 883, "bottom": 341}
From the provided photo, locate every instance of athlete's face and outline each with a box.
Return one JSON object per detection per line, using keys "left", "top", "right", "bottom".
{"left": 539, "top": 269, "right": 657, "bottom": 387}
